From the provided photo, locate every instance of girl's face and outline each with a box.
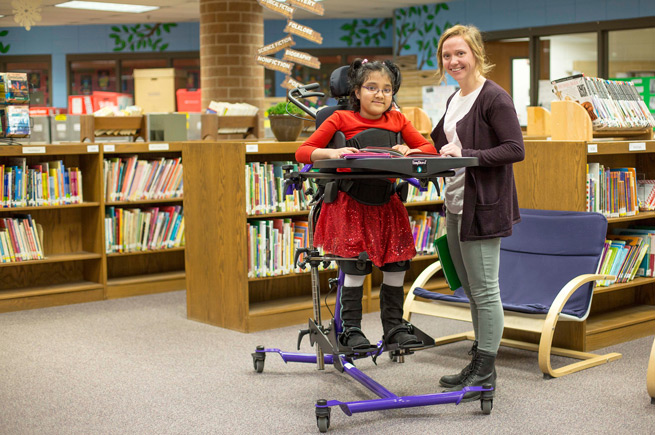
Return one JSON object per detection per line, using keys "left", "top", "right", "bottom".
{"left": 441, "top": 36, "right": 477, "bottom": 84}
{"left": 355, "top": 70, "right": 393, "bottom": 120}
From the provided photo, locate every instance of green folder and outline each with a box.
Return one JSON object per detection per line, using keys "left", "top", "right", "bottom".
{"left": 435, "top": 234, "right": 462, "bottom": 291}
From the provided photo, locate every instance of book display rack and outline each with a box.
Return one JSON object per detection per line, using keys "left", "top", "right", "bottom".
{"left": 516, "top": 106, "right": 655, "bottom": 352}
{"left": 0, "top": 142, "right": 185, "bottom": 313}
{"left": 183, "top": 140, "right": 449, "bottom": 332}
{"left": 80, "top": 115, "right": 147, "bottom": 143}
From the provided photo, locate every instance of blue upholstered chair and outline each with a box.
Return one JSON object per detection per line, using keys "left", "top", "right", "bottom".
{"left": 403, "top": 208, "right": 623, "bottom": 378}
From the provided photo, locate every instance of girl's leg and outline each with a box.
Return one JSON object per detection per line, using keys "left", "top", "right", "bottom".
{"left": 338, "top": 271, "right": 372, "bottom": 349}
{"left": 380, "top": 268, "right": 421, "bottom": 347}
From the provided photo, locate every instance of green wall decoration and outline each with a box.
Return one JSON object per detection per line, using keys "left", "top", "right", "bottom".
{"left": 395, "top": 4, "right": 454, "bottom": 69}
{"left": 109, "top": 23, "right": 177, "bottom": 52}
{"left": 339, "top": 18, "right": 392, "bottom": 47}
{"left": 0, "top": 29, "right": 10, "bottom": 53}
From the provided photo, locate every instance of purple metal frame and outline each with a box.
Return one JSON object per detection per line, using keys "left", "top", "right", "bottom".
{"left": 254, "top": 347, "right": 491, "bottom": 416}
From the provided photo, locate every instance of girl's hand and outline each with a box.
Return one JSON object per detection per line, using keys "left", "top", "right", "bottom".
{"left": 392, "top": 144, "right": 411, "bottom": 156}
{"left": 440, "top": 143, "right": 462, "bottom": 157}
{"left": 310, "top": 147, "right": 359, "bottom": 161}
{"left": 332, "top": 147, "right": 360, "bottom": 159}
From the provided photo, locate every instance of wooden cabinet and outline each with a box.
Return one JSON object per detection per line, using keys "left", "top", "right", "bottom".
{"left": 515, "top": 135, "right": 655, "bottom": 351}
{"left": 183, "top": 141, "right": 447, "bottom": 332}
{"left": 0, "top": 143, "right": 185, "bottom": 313}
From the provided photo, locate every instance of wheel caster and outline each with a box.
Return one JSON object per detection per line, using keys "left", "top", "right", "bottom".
{"left": 481, "top": 398, "right": 493, "bottom": 414}
{"left": 316, "top": 399, "right": 331, "bottom": 433}
{"left": 317, "top": 416, "right": 330, "bottom": 433}
{"left": 252, "top": 345, "right": 266, "bottom": 373}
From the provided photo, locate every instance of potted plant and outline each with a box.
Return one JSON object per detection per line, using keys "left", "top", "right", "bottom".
{"left": 267, "top": 101, "right": 307, "bottom": 142}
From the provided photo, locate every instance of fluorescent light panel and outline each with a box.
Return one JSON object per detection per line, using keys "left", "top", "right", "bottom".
{"left": 55, "top": 1, "right": 159, "bottom": 13}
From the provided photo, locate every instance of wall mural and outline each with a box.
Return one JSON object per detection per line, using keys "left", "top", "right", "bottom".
{"left": 396, "top": 3, "right": 454, "bottom": 69}
{"left": 0, "top": 29, "right": 10, "bottom": 54}
{"left": 109, "top": 23, "right": 178, "bottom": 52}
{"left": 339, "top": 18, "right": 392, "bottom": 47}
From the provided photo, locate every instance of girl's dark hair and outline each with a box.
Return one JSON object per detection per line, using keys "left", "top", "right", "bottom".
{"left": 347, "top": 58, "right": 402, "bottom": 112}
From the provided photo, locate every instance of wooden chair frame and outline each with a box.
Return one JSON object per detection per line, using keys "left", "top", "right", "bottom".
{"left": 648, "top": 336, "right": 655, "bottom": 404}
{"left": 403, "top": 261, "right": 622, "bottom": 378}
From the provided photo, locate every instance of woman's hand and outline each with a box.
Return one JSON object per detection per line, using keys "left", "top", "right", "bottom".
{"left": 440, "top": 143, "right": 462, "bottom": 157}
{"left": 391, "top": 144, "right": 411, "bottom": 156}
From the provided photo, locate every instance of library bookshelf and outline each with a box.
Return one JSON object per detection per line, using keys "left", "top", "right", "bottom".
{"left": 0, "top": 142, "right": 185, "bottom": 314}
{"left": 182, "top": 140, "right": 448, "bottom": 332}
{"left": 515, "top": 101, "right": 655, "bottom": 351}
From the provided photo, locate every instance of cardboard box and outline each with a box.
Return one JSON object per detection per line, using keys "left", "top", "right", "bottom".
{"left": 134, "top": 68, "right": 186, "bottom": 113}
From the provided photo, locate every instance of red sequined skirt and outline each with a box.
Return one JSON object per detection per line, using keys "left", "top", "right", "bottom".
{"left": 313, "top": 191, "right": 417, "bottom": 267}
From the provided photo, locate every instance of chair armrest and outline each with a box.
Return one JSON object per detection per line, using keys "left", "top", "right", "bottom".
{"left": 403, "top": 260, "right": 442, "bottom": 321}
{"left": 538, "top": 273, "right": 615, "bottom": 376}
{"left": 648, "top": 335, "right": 655, "bottom": 400}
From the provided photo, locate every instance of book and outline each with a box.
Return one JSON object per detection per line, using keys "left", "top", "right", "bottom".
{"left": 434, "top": 234, "right": 461, "bottom": 291}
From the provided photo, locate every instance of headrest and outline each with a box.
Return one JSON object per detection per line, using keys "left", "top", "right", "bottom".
{"left": 330, "top": 66, "right": 350, "bottom": 98}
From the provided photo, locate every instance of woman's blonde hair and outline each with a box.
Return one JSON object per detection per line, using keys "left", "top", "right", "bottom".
{"left": 434, "top": 24, "right": 494, "bottom": 85}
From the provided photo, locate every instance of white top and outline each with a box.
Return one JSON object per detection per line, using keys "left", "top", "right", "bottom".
{"left": 443, "top": 82, "right": 484, "bottom": 215}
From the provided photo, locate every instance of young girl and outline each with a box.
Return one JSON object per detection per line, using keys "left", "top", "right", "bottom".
{"left": 295, "top": 59, "right": 437, "bottom": 350}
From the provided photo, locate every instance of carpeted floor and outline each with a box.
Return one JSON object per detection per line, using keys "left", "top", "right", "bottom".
{"left": 0, "top": 290, "right": 653, "bottom": 434}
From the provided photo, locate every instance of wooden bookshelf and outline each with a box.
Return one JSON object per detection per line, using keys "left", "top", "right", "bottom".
{"left": 0, "top": 144, "right": 105, "bottom": 313}
{"left": 102, "top": 143, "right": 186, "bottom": 298}
{"left": 516, "top": 131, "right": 655, "bottom": 351}
{"left": 200, "top": 113, "right": 261, "bottom": 140}
{"left": 183, "top": 140, "right": 447, "bottom": 332}
{"left": 0, "top": 143, "right": 185, "bottom": 314}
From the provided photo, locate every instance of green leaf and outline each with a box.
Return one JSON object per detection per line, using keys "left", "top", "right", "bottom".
{"left": 427, "top": 14, "right": 434, "bottom": 20}
{"left": 423, "top": 5, "right": 428, "bottom": 12}
{"left": 356, "top": 41, "right": 361, "bottom": 47}
{"left": 384, "top": 19, "right": 391, "bottom": 29}
{"left": 109, "top": 33, "right": 119, "bottom": 39}
{"left": 417, "top": 40, "right": 423, "bottom": 50}
{"left": 443, "top": 4, "right": 449, "bottom": 10}
{"left": 163, "top": 24, "right": 170, "bottom": 32}
{"left": 399, "top": 9, "right": 406, "bottom": 16}
{"left": 396, "top": 28, "right": 402, "bottom": 37}
{"left": 156, "top": 27, "right": 161, "bottom": 36}
{"left": 403, "top": 44, "right": 411, "bottom": 50}
{"left": 418, "top": 30, "right": 424, "bottom": 37}
{"left": 358, "top": 28, "right": 369, "bottom": 35}
{"left": 160, "top": 43, "right": 169, "bottom": 51}
{"left": 433, "top": 37, "right": 439, "bottom": 47}
{"left": 128, "top": 34, "right": 134, "bottom": 42}
{"left": 374, "top": 38, "right": 380, "bottom": 46}
{"left": 340, "top": 35, "right": 352, "bottom": 45}
{"left": 364, "top": 36, "right": 370, "bottom": 45}
{"left": 129, "top": 43, "right": 135, "bottom": 51}
{"left": 340, "top": 23, "right": 352, "bottom": 31}
{"left": 122, "top": 25, "right": 129, "bottom": 32}
{"left": 427, "top": 59, "right": 434, "bottom": 67}
{"left": 410, "top": 6, "right": 417, "bottom": 15}
{"left": 0, "top": 43, "right": 9, "bottom": 53}
{"left": 111, "top": 26, "right": 120, "bottom": 33}
{"left": 370, "top": 19, "right": 378, "bottom": 25}
{"left": 137, "top": 32, "right": 145, "bottom": 38}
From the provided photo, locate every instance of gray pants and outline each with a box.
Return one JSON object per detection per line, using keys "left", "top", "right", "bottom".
{"left": 446, "top": 212, "right": 504, "bottom": 354}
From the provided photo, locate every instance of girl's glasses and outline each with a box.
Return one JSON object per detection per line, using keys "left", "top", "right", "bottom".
{"left": 361, "top": 85, "right": 393, "bottom": 96}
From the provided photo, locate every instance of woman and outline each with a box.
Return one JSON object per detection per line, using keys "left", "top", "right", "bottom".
{"left": 431, "top": 24, "right": 525, "bottom": 401}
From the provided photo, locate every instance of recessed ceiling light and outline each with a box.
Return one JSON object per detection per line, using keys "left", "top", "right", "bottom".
{"left": 55, "top": 1, "right": 159, "bottom": 13}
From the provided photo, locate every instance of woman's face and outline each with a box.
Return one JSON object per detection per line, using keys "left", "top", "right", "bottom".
{"left": 441, "top": 36, "right": 477, "bottom": 84}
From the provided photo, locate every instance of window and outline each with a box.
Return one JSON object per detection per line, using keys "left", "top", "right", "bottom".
{"left": 67, "top": 52, "right": 199, "bottom": 99}
{"left": 0, "top": 56, "right": 52, "bottom": 106}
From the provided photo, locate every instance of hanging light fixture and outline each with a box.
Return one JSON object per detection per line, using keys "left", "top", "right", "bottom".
{"left": 12, "top": 0, "right": 43, "bottom": 31}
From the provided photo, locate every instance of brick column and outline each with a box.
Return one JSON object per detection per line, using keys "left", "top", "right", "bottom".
{"left": 200, "top": 0, "right": 264, "bottom": 136}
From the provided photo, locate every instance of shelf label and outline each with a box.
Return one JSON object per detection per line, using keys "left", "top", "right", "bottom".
{"left": 629, "top": 142, "right": 646, "bottom": 152}
{"left": 246, "top": 143, "right": 259, "bottom": 153}
{"left": 33, "top": 124, "right": 43, "bottom": 132}
{"left": 56, "top": 124, "right": 67, "bottom": 132}
{"left": 587, "top": 144, "right": 598, "bottom": 153}
{"left": 22, "top": 146, "right": 46, "bottom": 154}
{"left": 149, "top": 143, "right": 170, "bottom": 151}
{"left": 103, "top": 144, "right": 115, "bottom": 152}
{"left": 73, "top": 123, "right": 80, "bottom": 132}
{"left": 54, "top": 114, "right": 67, "bottom": 121}
{"left": 87, "top": 145, "right": 99, "bottom": 153}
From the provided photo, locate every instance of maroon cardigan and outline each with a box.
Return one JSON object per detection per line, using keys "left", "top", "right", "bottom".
{"left": 431, "top": 80, "right": 525, "bottom": 241}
